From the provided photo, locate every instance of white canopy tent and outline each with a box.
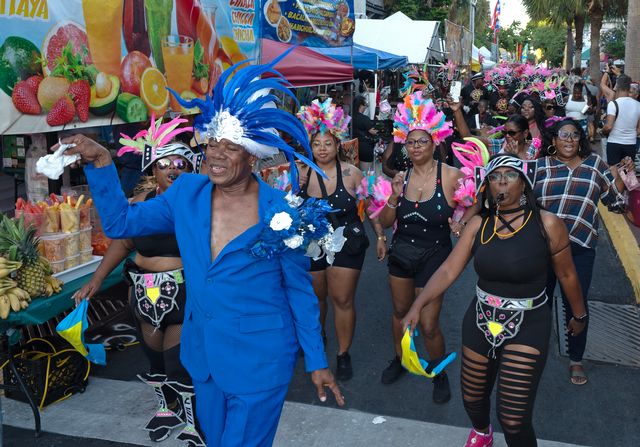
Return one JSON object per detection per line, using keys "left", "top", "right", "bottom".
{"left": 354, "top": 12, "right": 443, "bottom": 64}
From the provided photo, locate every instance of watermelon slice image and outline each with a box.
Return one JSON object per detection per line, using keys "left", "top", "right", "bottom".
{"left": 42, "top": 21, "right": 92, "bottom": 75}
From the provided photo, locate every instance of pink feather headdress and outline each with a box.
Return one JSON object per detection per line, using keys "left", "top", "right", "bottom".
{"left": 297, "top": 98, "right": 351, "bottom": 141}
{"left": 392, "top": 91, "right": 453, "bottom": 145}
{"left": 118, "top": 114, "right": 197, "bottom": 172}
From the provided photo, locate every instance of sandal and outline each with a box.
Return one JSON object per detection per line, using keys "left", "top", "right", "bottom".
{"left": 569, "top": 364, "right": 588, "bottom": 385}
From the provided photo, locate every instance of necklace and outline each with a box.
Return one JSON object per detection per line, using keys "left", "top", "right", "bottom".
{"left": 480, "top": 211, "right": 533, "bottom": 245}
{"left": 414, "top": 160, "right": 436, "bottom": 192}
{"left": 322, "top": 164, "right": 337, "bottom": 179}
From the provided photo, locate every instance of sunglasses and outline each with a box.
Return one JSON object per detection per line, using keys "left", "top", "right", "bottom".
{"left": 156, "top": 158, "right": 188, "bottom": 170}
{"left": 487, "top": 171, "right": 520, "bottom": 183}
{"left": 557, "top": 130, "right": 580, "bottom": 141}
{"left": 505, "top": 130, "right": 521, "bottom": 136}
{"left": 405, "top": 137, "right": 432, "bottom": 148}
{"left": 545, "top": 105, "right": 554, "bottom": 110}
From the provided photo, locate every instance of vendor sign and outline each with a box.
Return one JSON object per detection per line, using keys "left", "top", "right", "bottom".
{"left": 0, "top": 0, "right": 259, "bottom": 135}
{"left": 261, "top": 0, "right": 355, "bottom": 48}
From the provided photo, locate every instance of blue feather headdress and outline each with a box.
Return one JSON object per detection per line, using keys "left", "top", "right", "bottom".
{"left": 167, "top": 49, "right": 323, "bottom": 190}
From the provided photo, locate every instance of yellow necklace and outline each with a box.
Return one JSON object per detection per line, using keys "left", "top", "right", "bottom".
{"left": 480, "top": 211, "right": 533, "bottom": 245}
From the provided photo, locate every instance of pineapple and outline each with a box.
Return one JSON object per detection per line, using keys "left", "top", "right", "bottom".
{"left": 0, "top": 216, "right": 46, "bottom": 297}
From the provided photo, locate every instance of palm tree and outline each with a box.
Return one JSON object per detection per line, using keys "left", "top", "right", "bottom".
{"left": 522, "top": 0, "right": 589, "bottom": 70}
{"left": 625, "top": 0, "right": 640, "bottom": 80}
{"left": 588, "top": 0, "right": 627, "bottom": 83}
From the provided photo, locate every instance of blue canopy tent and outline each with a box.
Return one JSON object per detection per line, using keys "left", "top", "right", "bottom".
{"left": 309, "top": 43, "right": 408, "bottom": 70}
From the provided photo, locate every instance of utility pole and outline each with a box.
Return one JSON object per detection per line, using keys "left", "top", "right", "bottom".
{"left": 470, "top": 0, "right": 477, "bottom": 49}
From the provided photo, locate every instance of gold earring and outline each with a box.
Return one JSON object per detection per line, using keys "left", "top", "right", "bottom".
{"left": 546, "top": 145, "right": 557, "bottom": 155}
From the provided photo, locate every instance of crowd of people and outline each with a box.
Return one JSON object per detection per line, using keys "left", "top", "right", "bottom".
{"left": 63, "top": 54, "right": 639, "bottom": 447}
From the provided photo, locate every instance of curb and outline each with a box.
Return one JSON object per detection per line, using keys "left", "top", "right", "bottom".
{"left": 599, "top": 202, "right": 640, "bottom": 303}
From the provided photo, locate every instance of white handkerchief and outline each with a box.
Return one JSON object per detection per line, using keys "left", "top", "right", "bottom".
{"left": 36, "top": 142, "right": 80, "bottom": 179}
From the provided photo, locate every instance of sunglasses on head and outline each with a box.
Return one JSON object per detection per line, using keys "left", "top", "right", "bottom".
{"left": 156, "top": 158, "right": 188, "bottom": 170}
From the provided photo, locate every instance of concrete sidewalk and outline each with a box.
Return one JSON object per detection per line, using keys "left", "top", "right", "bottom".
{"left": 3, "top": 377, "right": 586, "bottom": 447}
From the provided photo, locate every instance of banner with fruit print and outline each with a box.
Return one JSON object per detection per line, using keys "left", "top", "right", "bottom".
{"left": 0, "top": 0, "right": 260, "bottom": 135}
{"left": 261, "top": 0, "right": 355, "bottom": 48}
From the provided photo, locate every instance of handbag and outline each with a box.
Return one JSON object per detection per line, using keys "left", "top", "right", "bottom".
{"left": 316, "top": 170, "right": 369, "bottom": 256}
{"left": 388, "top": 238, "right": 440, "bottom": 275}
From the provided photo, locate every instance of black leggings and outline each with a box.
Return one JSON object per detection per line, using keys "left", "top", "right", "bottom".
{"left": 461, "top": 298, "right": 550, "bottom": 447}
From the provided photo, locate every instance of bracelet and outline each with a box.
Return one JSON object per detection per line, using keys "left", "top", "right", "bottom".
{"left": 386, "top": 201, "right": 398, "bottom": 209}
{"left": 572, "top": 313, "right": 589, "bottom": 323}
{"left": 377, "top": 235, "right": 387, "bottom": 242}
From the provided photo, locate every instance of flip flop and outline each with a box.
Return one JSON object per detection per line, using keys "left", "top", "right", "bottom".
{"left": 569, "top": 364, "right": 588, "bottom": 386}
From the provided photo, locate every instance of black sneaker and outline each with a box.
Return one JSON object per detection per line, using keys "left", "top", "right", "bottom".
{"left": 381, "top": 356, "right": 406, "bottom": 384}
{"left": 432, "top": 373, "right": 451, "bottom": 404}
{"left": 336, "top": 352, "right": 353, "bottom": 381}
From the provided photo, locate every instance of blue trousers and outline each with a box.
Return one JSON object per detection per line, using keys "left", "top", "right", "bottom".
{"left": 194, "top": 376, "right": 289, "bottom": 447}
{"left": 546, "top": 242, "right": 596, "bottom": 362}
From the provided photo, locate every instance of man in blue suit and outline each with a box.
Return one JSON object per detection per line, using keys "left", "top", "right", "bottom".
{"left": 63, "top": 56, "right": 344, "bottom": 446}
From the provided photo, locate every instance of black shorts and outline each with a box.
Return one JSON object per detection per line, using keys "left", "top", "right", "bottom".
{"left": 310, "top": 244, "right": 368, "bottom": 271}
{"left": 462, "top": 296, "right": 551, "bottom": 357}
{"left": 606, "top": 142, "right": 637, "bottom": 166}
{"left": 388, "top": 243, "right": 451, "bottom": 288}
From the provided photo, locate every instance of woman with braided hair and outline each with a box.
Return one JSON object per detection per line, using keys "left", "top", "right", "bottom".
{"left": 402, "top": 154, "right": 587, "bottom": 446}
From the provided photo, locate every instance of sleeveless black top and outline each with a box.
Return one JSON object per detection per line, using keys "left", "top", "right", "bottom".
{"left": 300, "top": 159, "right": 361, "bottom": 228}
{"left": 395, "top": 162, "right": 454, "bottom": 247}
{"left": 472, "top": 211, "right": 550, "bottom": 298}
{"left": 131, "top": 190, "right": 181, "bottom": 258}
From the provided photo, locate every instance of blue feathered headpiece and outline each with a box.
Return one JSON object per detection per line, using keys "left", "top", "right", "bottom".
{"left": 167, "top": 48, "right": 323, "bottom": 190}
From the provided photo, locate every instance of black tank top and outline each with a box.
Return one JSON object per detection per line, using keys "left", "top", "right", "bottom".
{"left": 395, "top": 162, "right": 454, "bottom": 247}
{"left": 131, "top": 190, "right": 181, "bottom": 258}
{"left": 300, "top": 160, "right": 361, "bottom": 228}
{"left": 472, "top": 211, "right": 549, "bottom": 298}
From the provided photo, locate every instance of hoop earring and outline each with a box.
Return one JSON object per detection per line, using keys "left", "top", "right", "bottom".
{"left": 546, "top": 145, "right": 557, "bottom": 155}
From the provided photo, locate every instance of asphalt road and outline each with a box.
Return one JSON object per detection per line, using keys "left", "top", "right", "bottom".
{"left": 4, "top": 226, "right": 639, "bottom": 447}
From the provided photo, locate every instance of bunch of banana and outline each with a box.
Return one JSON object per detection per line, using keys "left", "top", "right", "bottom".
{"left": 43, "top": 275, "right": 63, "bottom": 297}
{"left": 0, "top": 256, "right": 22, "bottom": 279}
{"left": 0, "top": 285, "right": 30, "bottom": 318}
{"left": 0, "top": 278, "right": 17, "bottom": 295}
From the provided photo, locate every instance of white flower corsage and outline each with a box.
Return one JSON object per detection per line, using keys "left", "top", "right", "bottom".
{"left": 250, "top": 192, "right": 346, "bottom": 262}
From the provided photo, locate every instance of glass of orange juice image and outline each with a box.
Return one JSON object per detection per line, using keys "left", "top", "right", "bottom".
{"left": 162, "top": 35, "right": 194, "bottom": 112}
{"left": 82, "top": 0, "right": 124, "bottom": 76}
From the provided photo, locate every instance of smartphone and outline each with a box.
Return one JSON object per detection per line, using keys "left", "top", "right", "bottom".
{"left": 450, "top": 81, "right": 462, "bottom": 103}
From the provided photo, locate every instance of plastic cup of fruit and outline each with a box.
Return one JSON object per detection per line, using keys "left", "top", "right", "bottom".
{"left": 15, "top": 210, "right": 45, "bottom": 236}
{"left": 40, "top": 233, "right": 67, "bottom": 262}
{"left": 65, "top": 231, "right": 80, "bottom": 258}
{"left": 60, "top": 208, "right": 80, "bottom": 233}
{"left": 64, "top": 254, "right": 80, "bottom": 270}
{"left": 79, "top": 227, "right": 93, "bottom": 251}
{"left": 80, "top": 249, "right": 94, "bottom": 264}
{"left": 50, "top": 259, "right": 66, "bottom": 274}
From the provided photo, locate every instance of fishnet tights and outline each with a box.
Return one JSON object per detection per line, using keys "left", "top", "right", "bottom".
{"left": 461, "top": 344, "right": 545, "bottom": 447}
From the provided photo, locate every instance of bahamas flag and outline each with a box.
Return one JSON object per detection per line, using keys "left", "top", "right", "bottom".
{"left": 401, "top": 328, "right": 456, "bottom": 378}
{"left": 56, "top": 300, "right": 106, "bottom": 365}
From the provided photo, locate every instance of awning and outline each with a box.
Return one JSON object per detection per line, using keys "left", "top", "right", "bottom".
{"left": 308, "top": 43, "right": 408, "bottom": 70}
{"left": 261, "top": 39, "right": 353, "bottom": 87}
{"left": 354, "top": 12, "right": 442, "bottom": 64}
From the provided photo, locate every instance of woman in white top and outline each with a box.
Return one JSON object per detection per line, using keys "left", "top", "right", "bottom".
{"left": 564, "top": 83, "right": 591, "bottom": 134}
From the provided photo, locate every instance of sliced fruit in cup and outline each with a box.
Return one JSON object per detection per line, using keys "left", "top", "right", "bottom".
{"left": 140, "top": 67, "right": 168, "bottom": 116}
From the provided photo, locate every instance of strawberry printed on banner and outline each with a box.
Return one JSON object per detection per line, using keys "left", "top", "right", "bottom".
{"left": 0, "top": 0, "right": 260, "bottom": 135}
{"left": 261, "top": 0, "right": 355, "bottom": 48}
